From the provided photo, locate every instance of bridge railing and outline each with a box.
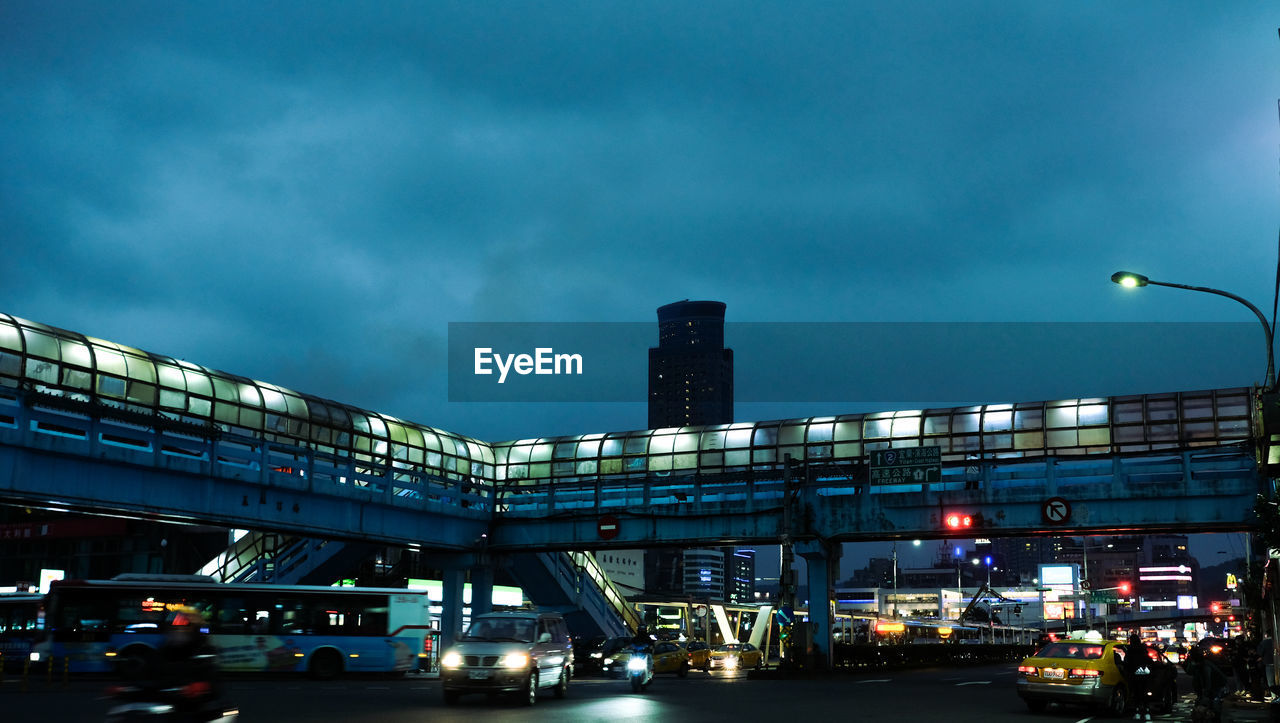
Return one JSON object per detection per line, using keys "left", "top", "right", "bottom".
{"left": 495, "top": 445, "right": 1258, "bottom": 517}
{"left": 2, "top": 385, "right": 1260, "bottom": 523}
{"left": 0, "top": 388, "right": 491, "bottom": 516}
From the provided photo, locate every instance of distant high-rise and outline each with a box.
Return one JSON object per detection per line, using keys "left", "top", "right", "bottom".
{"left": 726, "top": 548, "right": 756, "bottom": 604}
{"left": 648, "top": 300, "right": 734, "bottom": 429}
{"left": 644, "top": 300, "right": 740, "bottom": 600}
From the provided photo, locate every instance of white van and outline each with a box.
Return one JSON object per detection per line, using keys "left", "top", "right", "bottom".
{"left": 439, "top": 611, "right": 573, "bottom": 706}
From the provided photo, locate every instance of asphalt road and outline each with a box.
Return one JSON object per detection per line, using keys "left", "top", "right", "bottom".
{"left": 2, "top": 663, "right": 1201, "bottom": 722}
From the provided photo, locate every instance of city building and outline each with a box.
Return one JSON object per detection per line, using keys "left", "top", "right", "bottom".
{"left": 647, "top": 300, "right": 733, "bottom": 429}
{"left": 642, "top": 300, "right": 747, "bottom": 602}
{"left": 726, "top": 548, "right": 756, "bottom": 604}
{"left": 682, "top": 548, "right": 726, "bottom": 600}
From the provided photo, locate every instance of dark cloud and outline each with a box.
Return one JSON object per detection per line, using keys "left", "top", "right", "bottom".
{"left": 1, "top": 1, "right": 1277, "bottom": 442}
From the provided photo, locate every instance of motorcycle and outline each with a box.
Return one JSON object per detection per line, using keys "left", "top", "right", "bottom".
{"left": 104, "top": 681, "right": 239, "bottom": 722}
{"left": 627, "top": 645, "right": 654, "bottom": 693}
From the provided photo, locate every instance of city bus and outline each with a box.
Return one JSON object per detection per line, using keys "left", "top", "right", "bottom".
{"left": 0, "top": 592, "right": 43, "bottom": 671}
{"left": 33, "top": 575, "right": 433, "bottom": 678}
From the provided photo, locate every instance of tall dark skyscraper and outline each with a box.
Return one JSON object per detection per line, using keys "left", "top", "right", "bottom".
{"left": 645, "top": 300, "right": 745, "bottom": 601}
{"left": 648, "top": 300, "right": 734, "bottom": 429}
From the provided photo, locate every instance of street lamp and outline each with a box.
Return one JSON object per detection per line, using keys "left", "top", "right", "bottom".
{"left": 1110, "top": 270, "right": 1276, "bottom": 390}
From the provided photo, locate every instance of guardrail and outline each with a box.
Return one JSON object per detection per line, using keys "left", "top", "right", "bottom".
{"left": 0, "top": 389, "right": 491, "bottom": 515}
{"left": 495, "top": 445, "right": 1257, "bottom": 517}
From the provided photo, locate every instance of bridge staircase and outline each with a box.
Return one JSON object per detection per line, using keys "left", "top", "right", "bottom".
{"left": 508, "top": 551, "right": 639, "bottom": 639}
{"left": 198, "top": 532, "right": 376, "bottom": 585}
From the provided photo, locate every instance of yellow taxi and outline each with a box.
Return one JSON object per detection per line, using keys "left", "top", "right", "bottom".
{"left": 708, "top": 642, "right": 763, "bottom": 671}
{"left": 1015, "top": 634, "right": 1128, "bottom": 715}
{"left": 602, "top": 640, "right": 692, "bottom": 677}
{"left": 652, "top": 641, "right": 693, "bottom": 676}
{"left": 684, "top": 641, "right": 711, "bottom": 672}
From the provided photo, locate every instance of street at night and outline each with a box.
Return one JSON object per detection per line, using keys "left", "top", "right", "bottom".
{"left": 3, "top": 664, "right": 1251, "bottom": 723}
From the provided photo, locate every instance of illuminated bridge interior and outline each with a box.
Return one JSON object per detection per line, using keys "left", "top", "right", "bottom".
{"left": 0, "top": 312, "right": 1257, "bottom": 500}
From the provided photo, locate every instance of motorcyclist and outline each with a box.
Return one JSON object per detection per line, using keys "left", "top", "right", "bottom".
{"left": 631, "top": 624, "right": 655, "bottom": 653}
{"left": 155, "top": 608, "right": 221, "bottom": 702}
{"left": 1124, "top": 633, "right": 1155, "bottom": 721}
{"left": 628, "top": 624, "right": 655, "bottom": 683}
{"left": 1186, "top": 644, "right": 1229, "bottom": 721}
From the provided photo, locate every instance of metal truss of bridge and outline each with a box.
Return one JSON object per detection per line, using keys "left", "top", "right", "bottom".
{"left": 0, "top": 313, "right": 1269, "bottom": 659}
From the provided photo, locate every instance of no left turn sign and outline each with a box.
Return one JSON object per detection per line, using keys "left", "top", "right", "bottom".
{"left": 1042, "top": 497, "right": 1071, "bottom": 525}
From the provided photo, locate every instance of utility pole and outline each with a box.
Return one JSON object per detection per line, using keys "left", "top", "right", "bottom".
{"left": 892, "top": 542, "right": 898, "bottom": 617}
{"left": 779, "top": 455, "right": 798, "bottom": 664}
{"left": 781, "top": 455, "right": 796, "bottom": 611}
{"left": 1082, "top": 537, "right": 1093, "bottom": 631}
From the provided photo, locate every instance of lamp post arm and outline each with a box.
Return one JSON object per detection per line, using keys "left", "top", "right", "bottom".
{"left": 1147, "top": 279, "right": 1276, "bottom": 391}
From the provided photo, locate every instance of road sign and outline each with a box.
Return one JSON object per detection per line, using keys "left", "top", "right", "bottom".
{"left": 777, "top": 606, "right": 795, "bottom": 625}
{"left": 1041, "top": 497, "right": 1071, "bottom": 525}
{"left": 597, "top": 514, "right": 619, "bottom": 540}
{"left": 869, "top": 446, "right": 941, "bottom": 484}
{"left": 1091, "top": 590, "right": 1118, "bottom": 604}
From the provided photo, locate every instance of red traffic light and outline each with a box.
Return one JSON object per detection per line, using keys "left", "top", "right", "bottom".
{"left": 1118, "top": 582, "right": 1131, "bottom": 594}
{"left": 945, "top": 513, "right": 973, "bottom": 529}
{"left": 1210, "top": 603, "right": 1220, "bottom": 613}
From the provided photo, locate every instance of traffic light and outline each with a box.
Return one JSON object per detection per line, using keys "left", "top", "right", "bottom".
{"left": 945, "top": 512, "right": 973, "bottom": 530}
{"left": 1118, "top": 582, "right": 1131, "bottom": 595}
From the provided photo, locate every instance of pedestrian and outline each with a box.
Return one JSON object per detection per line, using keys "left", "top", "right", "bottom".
{"left": 1125, "top": 633, "right": 1155, "bottom": 721}
{"left": 1186, "top": 645, "right": 1229, "bottom": 722}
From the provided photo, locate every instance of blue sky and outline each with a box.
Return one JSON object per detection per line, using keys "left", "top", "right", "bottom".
{"left": 2, "top": 3, "right": 1274, "bottom": 576}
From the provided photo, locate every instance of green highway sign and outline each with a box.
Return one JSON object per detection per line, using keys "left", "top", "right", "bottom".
{"left": 870, "top": 446, "right": 942, "bottom": 483}
{"left": 1090, "top": 590, "right": 1118, "bottom": 604}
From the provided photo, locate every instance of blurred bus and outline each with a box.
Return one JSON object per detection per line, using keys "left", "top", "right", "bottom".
{"left": 0, "top": 592, "right": 43, "bottom": 671}
{"left": 34, "top": 575, "right": 433, "bottom": 678}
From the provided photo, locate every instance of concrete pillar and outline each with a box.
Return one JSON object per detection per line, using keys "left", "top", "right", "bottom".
{"left": 440, "top": 568, "right": 466, "bottom": 652}
{"left": 470, "top": 564, "right": 495, "bottom": 617}
{"left": 796, "top": 539, "right": 841, "bottom": 669}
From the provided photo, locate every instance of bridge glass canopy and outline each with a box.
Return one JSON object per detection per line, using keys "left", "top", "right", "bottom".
{"left": 0, "top": 314, "right": 1254, "bottom": 490}
{"left": 0, "top": 314, "right": 494, "bottom": 484}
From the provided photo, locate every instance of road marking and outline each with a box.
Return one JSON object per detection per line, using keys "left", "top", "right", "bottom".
{"left": 857, "top": 679, "right": 892, "bottom": 684}
{"left": 1073, "top": 717, "right": 1094, "bottom": 723}
{"left": 955, "top": 681, "right": 991, "bottom": 686}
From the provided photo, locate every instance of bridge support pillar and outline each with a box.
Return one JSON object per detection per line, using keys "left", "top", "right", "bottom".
{"left": 470, "top": 564, "right": 494, "bottom": 617}
{"left": 795, "top": 539, "right": 840, "bottom": 670}
{"left": 440, "top": 568, "right": 465, "bottom": 653}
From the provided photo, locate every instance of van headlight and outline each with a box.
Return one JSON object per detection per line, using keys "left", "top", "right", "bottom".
{"left": 499, "top": 653, "right": 529, "bottom": 669}
{"left": 440, "top": 652, "right": 463, "bottom": 669}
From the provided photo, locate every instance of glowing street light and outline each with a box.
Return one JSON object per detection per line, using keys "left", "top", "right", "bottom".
{"left": 1110, "top": 270, "right": 1275, "bottom": 390}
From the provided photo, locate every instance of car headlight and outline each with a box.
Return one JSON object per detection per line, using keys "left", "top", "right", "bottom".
{"left": 590, "top": 652, "right": 603, "bottom": 659}
{"left": 500, "top": 653, "right": 529, "bottom": 669}
{"left": 440, "top": 652, "right": 463, "bottom": 669}
{"left": 723, "top": 657, "right": 739, "bottom": 669}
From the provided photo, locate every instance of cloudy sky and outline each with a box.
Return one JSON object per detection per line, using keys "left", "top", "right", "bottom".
{"left": 2, "top": 4, "right": 1274, "bottom": 573}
